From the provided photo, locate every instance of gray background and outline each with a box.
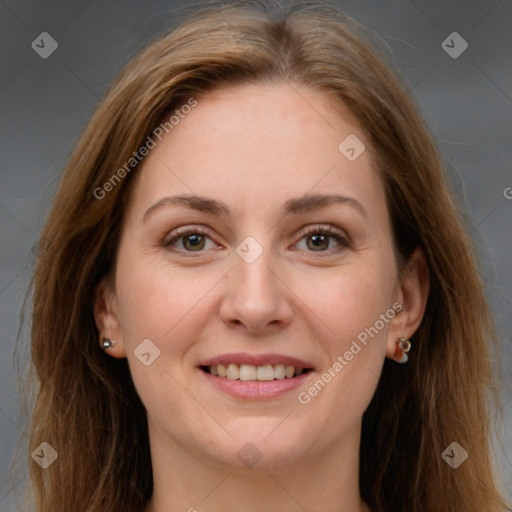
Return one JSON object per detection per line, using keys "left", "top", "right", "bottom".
{"left": 1, "top": 0, "right": 511, "bottom": 510}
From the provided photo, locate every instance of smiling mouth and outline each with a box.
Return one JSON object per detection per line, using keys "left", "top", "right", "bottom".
{"left": 201, "top": 363, "right": 312, "bottom": 381}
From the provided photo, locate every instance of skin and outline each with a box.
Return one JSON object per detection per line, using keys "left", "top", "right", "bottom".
{"left": 94, "top": 82, "right": 430, "bottom": 512}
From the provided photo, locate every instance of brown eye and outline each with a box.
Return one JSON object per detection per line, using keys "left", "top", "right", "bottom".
{"left": 163, "top": 228, "right": 216, "bottom": 253}
{"left": 306, "top": 233, "right": 330, "bottom": 251}
{"left": 181, "top": 234, "right": 206, "bottom": 251}
{"left": 295, "top": 226, "right": 350, "bottom": 254}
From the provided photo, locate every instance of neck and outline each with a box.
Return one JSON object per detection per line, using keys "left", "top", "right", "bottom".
{"left": 144, "top": 420, "right": 371, "bottom": 512}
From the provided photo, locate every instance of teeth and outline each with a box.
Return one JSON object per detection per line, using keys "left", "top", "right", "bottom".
{"left": 239, "top": 364, "right": 256, "bottom": 381}
{"left": 274, "top": 364, "right": 285, "bottom": 379}
{"left": 206, "top": 363, "right": 306, "bottom": 380}
{"left": 218, "top": 364, "right": 227, "bottom": 378}
{"left": 227, "top": 363, "right": 240, "bottom": 380}
{"left": 256, "top": 364, "right": 274, "bottom": 381}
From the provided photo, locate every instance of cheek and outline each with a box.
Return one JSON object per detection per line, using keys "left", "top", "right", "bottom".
{"left": 298, "top": 256, "right": 396, "bottom": 346}
{"left": 114, "top": 249, "right": 226, "bottom": 360}
{"left": 113, "top": 254, "right": 222, "bottom": 416}
{"left": 117, "top": 254, "right": 234, "bottom": 421}
{"left": 294, "top": 255, "right": 395, "bottom": 396}
{"left": 293, "top": 253, "right": 396, "bottom": 416}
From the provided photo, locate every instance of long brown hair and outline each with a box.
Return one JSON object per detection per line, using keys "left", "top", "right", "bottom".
{"left": 22, "top": 1, "right": 509, "bottom": 511}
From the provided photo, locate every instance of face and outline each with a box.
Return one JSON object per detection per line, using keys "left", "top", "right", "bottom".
{"left": 96, "top": 82, "right": 420, "bottom": 471}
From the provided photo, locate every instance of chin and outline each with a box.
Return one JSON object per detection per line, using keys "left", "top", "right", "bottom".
{"left": 199, "top": 417, "right": 316, "bottom": 470}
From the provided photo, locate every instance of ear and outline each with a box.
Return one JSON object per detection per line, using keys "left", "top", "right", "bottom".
{"left": 386, "top": 247, "right": 430, "bottom": 362}
{"left": 93, "top": 277, "right": 126, "bottom": 358}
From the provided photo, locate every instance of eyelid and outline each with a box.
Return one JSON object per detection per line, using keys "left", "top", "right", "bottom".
{"left": 162, "top": 225, "right": 211, "bottom": 245}
{"left": 162, "top": 223, "right": 351, "bottom": 254}
{"left": 293, "top": 224, "right": 351, "bottom": 253}
{"left": 298, "top": 224, "right": 349, "bottom": 241}
{"left": 162, "top": 225, "right": 219, "bottom": 252}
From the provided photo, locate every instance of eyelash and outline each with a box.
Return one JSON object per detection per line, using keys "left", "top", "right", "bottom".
{"left": 162, "top": 224, "right": 351, "bottom": 256}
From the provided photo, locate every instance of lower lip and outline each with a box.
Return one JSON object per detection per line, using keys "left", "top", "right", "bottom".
{"left": 200, "top": 369, "right": 312, "bottom": 400}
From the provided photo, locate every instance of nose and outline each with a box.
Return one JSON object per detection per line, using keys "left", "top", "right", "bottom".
{"left": 219, "top": 248, "right": 293, "bottom": 334}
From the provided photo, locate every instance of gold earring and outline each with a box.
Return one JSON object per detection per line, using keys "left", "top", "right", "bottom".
{"left": 394, "top": 337, "right": 411, "bottom": 363}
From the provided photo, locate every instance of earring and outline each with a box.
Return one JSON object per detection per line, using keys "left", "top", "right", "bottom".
{"left": 394, "top": 337, "right": 411, "bottom": 363}
{"left": 101, "top": 338, "right": 115, "bottom": 350}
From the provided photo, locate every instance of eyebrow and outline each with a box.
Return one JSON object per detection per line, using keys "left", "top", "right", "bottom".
{"left": 143, "top": 193, "right": 367, "bottom": 221}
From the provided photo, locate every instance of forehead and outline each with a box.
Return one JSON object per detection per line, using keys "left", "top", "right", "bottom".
{"left": 127, "top": 81, "right": 385, "bottom": 222}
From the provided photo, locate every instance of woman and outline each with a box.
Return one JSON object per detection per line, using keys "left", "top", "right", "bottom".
{"left": 25, "top": 1, "right": 509, "bottom": 511}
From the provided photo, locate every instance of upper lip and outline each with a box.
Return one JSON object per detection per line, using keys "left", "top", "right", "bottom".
{"left": 199, "top": 352, "right": 314, "bottom": 369}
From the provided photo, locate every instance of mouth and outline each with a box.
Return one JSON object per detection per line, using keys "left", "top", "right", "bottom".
{"left": 198, "top": 353, "right": 315, "bottom": 400}
{"left": 200, "top": 363, "right": 312, "bottom": 381}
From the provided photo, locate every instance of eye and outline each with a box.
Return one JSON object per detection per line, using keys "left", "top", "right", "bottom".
{"left": 162, "top": 224, "right": 350, "bottom": 255}
{"left": 294, "top": 225, "right": 350, "bottom": 253}
{"left": 163, "top": 227, "right": 218, "bottom": 253}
